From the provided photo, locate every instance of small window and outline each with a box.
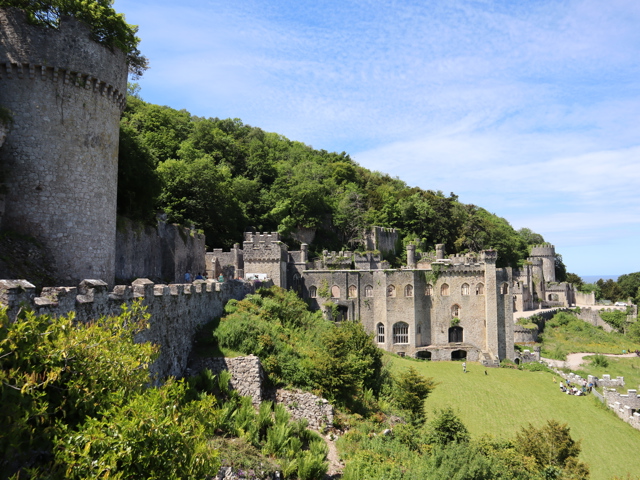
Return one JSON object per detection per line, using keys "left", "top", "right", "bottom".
{"left": 417, "top": 325, "right": 422, "bottom": 334}
{"left": 461, "top": 283, "right": 470, "bottom": 296}
{"left": 387, "top": 285, "right": 396, "bottom": 297}
{"left": 425, "top": 284, "right": 433, "bottom": 296}
{"left": 441, "top": 283, "right": 450, "bottom": 296}
{"left": 501, "top": 283, "right": 509, "bottom": 295}
{"left": 309, "top": 286, "right": 317, "bottom": 298}
{"left": 451, "top": 304, "right": 460, "bottom": 318}
{"left": 377, "top": 323, "right": 385, "bottom": 343}
{"left": 404, "top": 285, "right": 413, "bottom": 297}
{"left": 348, "top": 285, "right": 358, "bottom": 298}
{"left": 331, "top": 285, "right": 340, "bottom": 298}
{"left": 476, "top": 283, "right": 484, "bottom": 295}
{"left": 365, "top": 285, "right": 373, "bottom": 297}
{"left": 393, "top": 322, "right": 409, "bottom": 344}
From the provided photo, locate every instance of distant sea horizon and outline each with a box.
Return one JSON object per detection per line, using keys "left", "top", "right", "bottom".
{"left": 580, "top": 275, "right": 620, "bottom": 284}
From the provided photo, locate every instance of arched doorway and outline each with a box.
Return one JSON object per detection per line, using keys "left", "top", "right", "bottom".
{"left": 451, "top": 350, "right": 467, "bottom": 360}
{"left": 449, "top": 326, "right": 463, "bottom": 343}
{"left": 416, "top": 351, "right": 432, "bottom": 360}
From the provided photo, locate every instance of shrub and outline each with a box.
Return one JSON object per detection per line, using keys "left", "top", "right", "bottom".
{"left": 426, "top": 407, "right": 470, "bottom": 446}
{"left": 393, "top": 367, "right": 436, "bottom": 425}
{"left": 591, "top": 354, "right": 610, "bottom": 368}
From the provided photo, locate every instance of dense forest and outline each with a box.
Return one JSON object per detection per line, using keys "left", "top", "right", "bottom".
{"left": 118, "top": 87, "right": 548, "bottom": 269}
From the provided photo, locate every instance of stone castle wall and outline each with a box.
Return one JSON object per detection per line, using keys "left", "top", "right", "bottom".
{"left": 190, "top": 355, "right": 334, "bottom": 430}
{"left": 116, "top": 217, "right": 206, "bottom": 284}
{"left": 0, "top": 277, "right": 256, "bottom": 378}
{"left": 364, "top": 226, "right": 398, "bottom": 255}
{"left": 0, "top": 8, "right": 127, "bottom": 285}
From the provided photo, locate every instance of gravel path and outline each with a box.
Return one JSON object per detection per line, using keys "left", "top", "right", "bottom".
{"left": 542, "top": 352, "right": 637, "bottom": 370}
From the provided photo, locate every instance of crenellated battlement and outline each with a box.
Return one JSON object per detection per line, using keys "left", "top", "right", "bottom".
{"left": 530, "top": 244, "right": 556, "bottom": 257}
{"left": 244, "top": 231, "right": 281, "bottom": 244}
{"left": 0, "top": 7, "right": 128, "bottom": 285}
{"left": 1, "top": 62, "right": 126, "bottom": 110}
{"left": 0, "top": 277, "right": 264, "bottom": 378}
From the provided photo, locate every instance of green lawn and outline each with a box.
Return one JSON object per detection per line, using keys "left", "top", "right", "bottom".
{"left": 388, "top": 355, "right": 640, "bottom": 480}
{"left": 575, "top": 355, "right": 640, "bottom": 392}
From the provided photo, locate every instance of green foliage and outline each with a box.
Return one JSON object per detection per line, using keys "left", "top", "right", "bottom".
{"left": 214, "top": 287, "right": 383, "bottom": 411}
{"left": 317, "top": 278, "right": 330, "bottom": 298}
{"left": 426, "top": 407, "right": 470, "bottom": 446}
{"left": 119, "top": 95, "right": 543, "bottom": 264}
{"left": 393, "top": 367, "right": 436, "bottom": 424}
{"left": 590, "top": 354, "right": 609, "bottom": 368}
{"left": 599, "top": 310, "right": 627, "bottom": 332}
{"left": 514, "top": 420, "right": 589, "bottom": 478}
{"left": 0, "top": 105, "right": 13, "bottom": 125}
{"left": 1, "top": 0, "right": 148, "bottom": 76}
{"left": 117, "top": 122, "right": 162, "bottom": 222}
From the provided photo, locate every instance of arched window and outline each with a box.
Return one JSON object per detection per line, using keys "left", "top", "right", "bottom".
{"left": 501, "top": 283, "right": 509, "bottom": 295}
{"left": 393, "top": 322, "right": 409, "bottom": 344}
{"left": 377, "top": 323, "right": 385, "bottom": 343}
{"left": 449, "top": 326, "right": 463, "bottom": 343}
{"left": 365, "top": 285, "right": 373, "bottom": 297}
{"left": 309, "top": 286, "right": 317, "bottom": 298}
{"left": 425, "top": 284, "right": 433, "bottom": 296}
{"left": 441, "top": 283, "right": 450, "bottom": 296}
{"left": 476, "top": 283, "right": 484, "bottom": 295}
{"left": 404, "top": 285, "right": 414, "bottom": 297}
{"left": 348, "top": 285, "right": 358, "bottom": 298}
{"left": 387, "top": 285, "right": 396, "bottom": 297}
{"left": 461, "top": 283, "right": 470, "bottom": 295}
{"left": 451, "top": 304, "right": 460, "bottom": 318}
{"left": 331, "top": 285, "right": 340, "bottom": 298}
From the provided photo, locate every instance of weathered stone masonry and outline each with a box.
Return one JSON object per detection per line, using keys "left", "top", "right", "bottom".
{"left": 0, "top": 8, "right": 127, "bottom": 285}
{"left": 0, "top": 277, "right": 259, "bottom": 378}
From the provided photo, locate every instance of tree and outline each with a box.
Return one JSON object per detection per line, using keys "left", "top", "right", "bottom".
{"left": 514, "top": 420, "right": 589, "bottom": 479}
{"left": 426, "top": 407, "right": 470, "bottom": 446}
{"left": 617, "top": 272, "right": 640, "bottom": 302}
{"left": 1, "top": 0, "right": 148, "bottom": 76}
{"left": 555, "top": 254, "right": 568, "bottom": 282}
{"left": 565, "top": 273, "right": 583, "bottom": 289}
{"left": 597, "top": 279, "right": 624, "bottom": 302}
{"left": 394, "top": 367, "right": 436, "bottom": 424}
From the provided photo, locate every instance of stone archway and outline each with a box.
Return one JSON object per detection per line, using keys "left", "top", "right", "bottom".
{"left": 451, "top": 350, "right": 467, "bottom": 360}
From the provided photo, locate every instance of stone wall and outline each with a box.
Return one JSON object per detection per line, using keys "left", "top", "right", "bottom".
{"left": 574, "top": 290, "right": 596, "bottom": 305}
{"left": 575, "top": 308, "right": 614, "bottom": 332}
{"left": 192, "top": 355, "right": 264, "bottom": 405}
{"left": 0, "top": 8, "right": 127, "bottom": 285}
{"left": 0, "top": 277, "right": 256, "bottom": 379}
{"left": 514, "top": 325, "right": 538, "bottom": 343}
{"left": 116, "top": 216, "right": 206, "bottom": 284}
{"left": 364, "top": 226, "right": 398, "bottom": 256}
{"left": 189, "top": 355, "right": 334, "bottom": 430}
{"left": 273, "top": 389, "right": 334, "bottom": 431}
{"left": 604, "top": 389, "right": 640, "bottom": 431}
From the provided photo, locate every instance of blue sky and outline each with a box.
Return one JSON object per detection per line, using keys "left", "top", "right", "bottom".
{"left": 114, "top": 0, "right": 640, "bottom": 277}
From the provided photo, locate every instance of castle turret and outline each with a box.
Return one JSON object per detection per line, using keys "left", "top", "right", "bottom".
{"left": 436, "top": 244, "right": 445, "bottom": 260}
{"left": 300, "top": 243, "right": 308, "bottom": 264}
{"left": 529, "top": 244, "right": 556, "bottom": 283}
{"left": 0, "top": 8, "right": 127, "bottom": 285}
{"left": 406, "top": 244, "right": 416, "bottom": 269}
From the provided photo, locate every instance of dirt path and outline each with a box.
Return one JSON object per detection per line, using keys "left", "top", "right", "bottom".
{"left": 324, "top": 434, "right": 343, "bottom": 478}
{"left": 542, "top": 352, "right": 637, "bottom": 370}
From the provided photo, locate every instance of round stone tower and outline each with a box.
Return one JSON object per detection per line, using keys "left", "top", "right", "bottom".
{"left": 0, "top": 8, "right": 127, "bottom": 285}
{"left": 529, "top": 244, "right": 556, "bottom": 283}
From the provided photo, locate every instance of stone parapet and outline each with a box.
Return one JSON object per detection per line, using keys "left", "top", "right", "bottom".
{"left": 0, "top": 277, "right": 256, "bottom": 379}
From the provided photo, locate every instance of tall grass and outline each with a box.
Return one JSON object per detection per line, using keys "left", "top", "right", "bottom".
{"left": 388, "top": 355, "right": 640, "bottom": 480}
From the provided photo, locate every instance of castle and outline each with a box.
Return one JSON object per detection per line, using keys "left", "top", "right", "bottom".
{"left": 0, "top": 7, "right": 580, "bottom": 368}
{"left": 206, "top": 231, "right": 580, "bottom": 365}
{"left": 0, "top": 8, "right": 126, "bottom": 285}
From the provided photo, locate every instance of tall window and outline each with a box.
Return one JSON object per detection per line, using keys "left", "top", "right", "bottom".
{"left": 348, "top": 285, "right": 358, "bottom": 298}
{"left": 393, "top": 322, "right": 409, "bottom": 344}
{"left": 461, "top": 283, "right": 470, "bottom": 295}
{"left": 377, "top": 323, "right": 385, "bottom": 343}
{"left": 404, "top": 285, "right": 414, "bottom": 297}
{"left": 501, "top": 283, "right": 509, "bottom": 295}
{"left": 476, "top": 283, "right": 484, "bottom": 295}
{"left": 309, "top": 286, "right": 317, "bottom": 298}
{"left": 449, "top": 326, "right": 463, "bottom": 343}
{"left": 451, "top": 304, "right": 460, "bottom": 318}
{"left": 331, "top": 285, "right": 340, "bottom": 298}
{"left": 387, "top": 285, "right": 396, "bottom": 297}
{"left": 365, "top": 285, "right": 373, "bottom": 297}
{"left": 441, "top": 283, "right": 450, "bottom": 296}
{"left": 425, "top": 284, "right": 433, "bottom": 296}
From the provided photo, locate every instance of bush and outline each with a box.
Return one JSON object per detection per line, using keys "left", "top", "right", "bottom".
{"left": 591, "top": 354, "right": 610, "bottom": 368}
{"left": 393, "top": 367, "right": 436, "bottom": 425}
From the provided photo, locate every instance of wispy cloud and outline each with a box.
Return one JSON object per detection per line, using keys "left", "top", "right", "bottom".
{"left": 115, "top": 0, "right": 640, "bottom": 274}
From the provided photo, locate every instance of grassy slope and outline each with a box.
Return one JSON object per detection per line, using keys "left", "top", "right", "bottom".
{"left": 576, "top": 356, "right": 640, "bottom": 391}
{"left": 388, "top": 356, "right": 640, "bottom": 480}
